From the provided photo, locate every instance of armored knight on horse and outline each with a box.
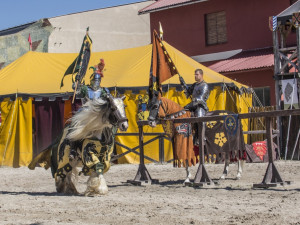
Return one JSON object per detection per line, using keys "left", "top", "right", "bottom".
{"left": 29, "top": 58, "right": 128, "bottom": 196}
{"left": 29, "top": 31, "right": 128, "bottom": 196}
{"left": 147, "top": 30, "right": 246, "bottom": 183}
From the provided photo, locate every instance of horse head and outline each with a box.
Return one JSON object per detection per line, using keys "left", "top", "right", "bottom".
{"left": 147, "top": 96, "right": 161, "bottom": 127}
{"left": 107, "top": 94, "right": 129, "bottom": 132}
{"left": 147, "top": 97, "right": 188, "bottom": 128}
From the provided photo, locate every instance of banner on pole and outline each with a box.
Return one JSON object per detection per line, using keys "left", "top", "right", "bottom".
{"left": 282, "top": 78, "right": 299, "bottom": 109}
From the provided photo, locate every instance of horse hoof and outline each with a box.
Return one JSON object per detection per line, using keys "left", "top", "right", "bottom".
{"left": 98, "top": 175, "right": 108, "bottom": 195}
{"left": 65, "top": 189, "right": 80, "bottom": 196}
{"left": 183, "top": 179, "right": 190, "bottom": 185}
{"left": 97, "top": 188, "right": 108, "bottom": 195}
{"left": 84, "top": 190, "right": 97, "bottom": 197}
{"left": 85, "top": 192, "right": 95, "bottom": 197}
{"left": 97, "top": 183, "right": 108, "bottom": 195}
{"left": 220, "top": 175, "right": 226, "bottom": 180}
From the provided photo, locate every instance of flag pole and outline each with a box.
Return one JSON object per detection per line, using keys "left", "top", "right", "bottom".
{"left": 153, "top": 30, "right": 191, "bottom": 99}
{"left": 28, "top": 34, "right": 32, "bottom": 51}
{"left": 153, "top": 30, "right": 184, "bottom": 81}
{"left": 72, "top": 28, "right": 89, "bottom": 104}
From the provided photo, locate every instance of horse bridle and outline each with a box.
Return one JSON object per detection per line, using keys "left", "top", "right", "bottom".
{"left": 110, "top": 101, "right": 128, "bottom": 125}
{"left": 149, "top": 98, "right": 184, "bottom": 120}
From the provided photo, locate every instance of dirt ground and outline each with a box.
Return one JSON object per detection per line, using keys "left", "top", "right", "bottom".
{"left": 0, "top": 160, "right": 299, "bottom": 225}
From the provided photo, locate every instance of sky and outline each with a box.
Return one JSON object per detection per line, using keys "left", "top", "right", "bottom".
{"left": 0, "top": 0, "right": 148, "bottom": 30}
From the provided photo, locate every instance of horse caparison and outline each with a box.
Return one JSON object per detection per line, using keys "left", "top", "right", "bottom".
{"left": 148, "top": 97, "right": 196, "bottom": 183}
{"left": 29, "top": 95, "right": 128, "bottom": 196}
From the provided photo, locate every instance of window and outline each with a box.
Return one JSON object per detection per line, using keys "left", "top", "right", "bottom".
{"left": 253, "top": 87, "right": 271, "bottom": 107}
{"left": 205, "top": 11, "right": 227, "bottom": 46}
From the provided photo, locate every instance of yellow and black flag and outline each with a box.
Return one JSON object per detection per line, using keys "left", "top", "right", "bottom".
{"left": 60, "top": 28, "right": 93, "bottom": 88}
{"left": 149, "top": 30, "right": 178, "bottom": 100}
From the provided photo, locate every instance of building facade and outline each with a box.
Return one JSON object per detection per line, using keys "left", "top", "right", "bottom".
{"left": 48, "top": 1, "right": 153, "bottom": 53}
{"left": 0, "top": 1, "right": 153, "bottom": 69}
{"left": 139, "top": 0, "right": 296, "bottom": 106}
{"left": 0, "top": 19, "right": 53, "bottom": 69}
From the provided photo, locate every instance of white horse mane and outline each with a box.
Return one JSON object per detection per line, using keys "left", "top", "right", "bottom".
{"left": 66, "top": 98, "right": 112, "bottom": 141}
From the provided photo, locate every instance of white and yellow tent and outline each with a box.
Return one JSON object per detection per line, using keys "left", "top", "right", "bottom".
{"left": 0, "top": 41, "right": 252, "bottom": 167}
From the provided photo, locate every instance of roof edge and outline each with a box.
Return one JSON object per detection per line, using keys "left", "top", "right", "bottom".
{"left": 138, "top": 0, "right": 208, "bottom": 15}
{"left": 50, "top": 1, "right": 151, "bottom": 19}
{"left": 217, "top": 66, "right": 273, "bottom": 74}
{"left": 0, "top": 21, "right": 36, "bottom": 36}
{"left": 192, "top": 49, "right": 243, "bottom": 63}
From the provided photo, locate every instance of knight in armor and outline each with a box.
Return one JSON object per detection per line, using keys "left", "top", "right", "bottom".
{"left": 179, "top": 69, "right": 210, "bottom": 144}
{"left": 73, "top": 58, "right": 110, "bottom": 103}
{"left": 70, "top": 59, "right": 114, "bottom": 167}
{"left": 180, "top": 69, "right": 210, "bottom": 117}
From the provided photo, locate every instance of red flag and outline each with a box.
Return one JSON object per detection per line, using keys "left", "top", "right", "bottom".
{"left": 149, "top": 30, "right": 178, "bottom": 99}
{"left": 28, "top": 34, "right": 32, "bottom": 50}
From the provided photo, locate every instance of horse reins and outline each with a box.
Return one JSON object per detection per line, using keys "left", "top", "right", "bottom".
{"left": 158, "top": 100, "right": 186, "bottom": 119}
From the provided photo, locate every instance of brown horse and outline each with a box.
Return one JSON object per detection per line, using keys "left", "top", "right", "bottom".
{"left": 148, "top": 97, "right": 246, "bottom": 182}
{"left": 148, "top": 96, "right": 197, "bottom": 183}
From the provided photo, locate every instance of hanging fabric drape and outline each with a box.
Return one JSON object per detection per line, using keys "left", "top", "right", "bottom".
{"left": 34, "top": 98, "right": 65, "bottom": 155}
{"left": 116, "top": 87, "right": 252, "bottom": 164}
{"left": 0, "top": 97, "right": 33, "bottom": 167}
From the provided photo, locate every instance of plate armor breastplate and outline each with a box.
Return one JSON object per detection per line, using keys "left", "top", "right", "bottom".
{"left": 192, "top": 81, "right": 209, "bottom": 117}
{"left": 88, "top": 88, "right": 102, "bottom": 100}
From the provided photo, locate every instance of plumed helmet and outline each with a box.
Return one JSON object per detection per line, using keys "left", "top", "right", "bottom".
{"left": 92, "top": 73, "right": 101, "bottom": 81}
{"left": 90, "top": 72, "right": 102, "bottom": 90}
{"left": 95, "top": 58, "right": 105, "bottom": 77}
{"left": 89, "top": 58, "right": 105, "bottom": 90}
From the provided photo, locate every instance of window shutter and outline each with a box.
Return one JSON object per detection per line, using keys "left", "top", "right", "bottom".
{"left": 217, "top": 11, "right": 227, "bottom": 43}
{"left": 206, "top": 13, "right": 217, "bottom": 45}
{"left": 205, "top": 11, "right": 227, "bottom": 45}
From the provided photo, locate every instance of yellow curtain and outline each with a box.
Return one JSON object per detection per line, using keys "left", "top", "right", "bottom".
{"left": 0, "top": 97, "right": 32, "bottom": 167}
{"left": 116, "top": 87, "right": 252, "bottom": 163}
{"left": 0, "top": 88, "right": 252, "bottom": 166}
{"left": 116, "top": 90, "right": 173, "bottom": 164}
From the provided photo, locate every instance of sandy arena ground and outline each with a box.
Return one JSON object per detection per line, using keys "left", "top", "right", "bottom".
{"left": 0, "top": 160, "right": 299, "bottom": 225}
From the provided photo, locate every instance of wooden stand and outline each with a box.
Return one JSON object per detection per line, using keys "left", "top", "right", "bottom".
{"left": 253, "top": 118, "right": 291, "bottom": 188}
{"left": 127, "top": 125, "right": 159, "bottom": 186}
{"left": 193, "top": 122, "right": 217, "bottom": 187}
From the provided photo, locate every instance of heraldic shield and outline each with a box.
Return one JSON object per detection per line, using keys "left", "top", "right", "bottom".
{"left": 137, "top": 94, "right": 150, "bottom": 121}
{"left": 204, "top": 110, "right": 245, "bottom": 162}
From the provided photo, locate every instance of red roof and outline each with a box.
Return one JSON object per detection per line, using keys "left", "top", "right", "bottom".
{"left": 139, "top": 0, "right": 205, "bottom": 14}
{"left": 208, "top": 48, "right": 274, "bottom": 73}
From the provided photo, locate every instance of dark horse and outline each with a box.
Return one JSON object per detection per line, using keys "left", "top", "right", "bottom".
{"left": 29, "top": 95, "right": 128, "bottom": 196}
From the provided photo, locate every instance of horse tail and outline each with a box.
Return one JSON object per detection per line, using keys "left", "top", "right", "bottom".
{"left": 28, "top": 127, "right": 66, "bottom": 178}
{"left": 28, "top": 143, "right": 55, "bottom": 171}
{"left": 50, "top": 135, "right": 61, "bottom": 178}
